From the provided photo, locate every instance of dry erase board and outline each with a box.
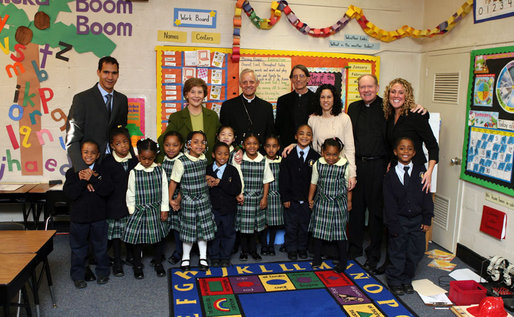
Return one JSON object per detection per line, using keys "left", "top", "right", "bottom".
{"left": 461, "top": 45, "right": 514, "bottom": 196}
{"left": 155, "top": 46, "right": 380, "bottom": 136}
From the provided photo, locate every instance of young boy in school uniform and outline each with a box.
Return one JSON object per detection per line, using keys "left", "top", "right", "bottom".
{"left": 279, "top": 124, "right": 320, "bottom": 260}
{"left": 64, "top": 140, "right": 113, "bottom": 289}
{"left": 383, "top": 136, "right": 434, "bottom": 296}
{"left": 206, "top": 142, "right": 242, "bottom": 267}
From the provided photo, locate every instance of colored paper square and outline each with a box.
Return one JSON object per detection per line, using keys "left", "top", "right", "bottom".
{"left": 258, "top": 274, "right": 296, "bottom": 292}
{"left": 288, "top": 272, "right": 324, "bottom": 289}
{"left": 202, "top": 294, "right": 241, "bottom": 317}
{"left": 199, "top": 277, "right": 233, "bottom": 296}
{"left": 316, "top": 270, "right": 353, "bottom": 287}
{"left": 329, "top": 285, "right": 371, "bottom": 305}
{"left": 229, "top": 275, "right": 265, "bottom": 294}
{"left": 238, "top": 289, "right": 346, "bottom": 317}
{"left": 343, "top": 303, "right": 385, "bottom": 317}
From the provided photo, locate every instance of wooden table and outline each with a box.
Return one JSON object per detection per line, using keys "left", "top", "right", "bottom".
{"left": 0, "top": 184, "right": 38, "bottom": 228}
{"left": 0, "top": 253, "right": 35, "bottom": 316}
{"left": 0, "top": 230, "right": 57, "bottom": 316}
{"left": 27, "top": 184, "right": 57, "bottom": 229}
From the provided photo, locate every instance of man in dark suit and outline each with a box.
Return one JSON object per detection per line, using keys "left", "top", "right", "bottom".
{"left": 66, "top": 56, "right": 128, "bottom": 172}
{"left": 220, "top": 69, "right": 275, "bottom": 146}
{"left": 275, "top": 64, "right": 316, "bottom": 148}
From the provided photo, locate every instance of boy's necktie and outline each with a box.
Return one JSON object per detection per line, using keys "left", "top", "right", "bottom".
{"left": 299, "top": 150, "right": 304, "bottom": 162}
{"left": 403, "top": 166, "right": 410, "bottom": 186}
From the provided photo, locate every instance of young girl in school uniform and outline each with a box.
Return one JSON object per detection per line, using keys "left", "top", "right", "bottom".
{"left": 102, "top": 127, "right": 138, "bottom": 277}
{"left": 308, "top": 137, "right": 349, "bottom": 273}
{"left": 262, "top": 135, "right": 283, "bottom": 256}
{"left": 217, "top": 125, "right": 239, "bottom": 161}
{"left": 169, "top": 131, "right": 216, "bottom": 271}
{"left": 123, "top": 139, "right": 169, "bottom": 279}
{"left": 233, "top": 133, "right": 274, "bottom": 261}
{"left": 160, "top": 130, "right": 184, "bottom": 265}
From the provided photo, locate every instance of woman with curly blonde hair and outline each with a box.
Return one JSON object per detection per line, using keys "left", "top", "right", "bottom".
{"left": 383, "top": 78, "right": 439, "bottom": 192}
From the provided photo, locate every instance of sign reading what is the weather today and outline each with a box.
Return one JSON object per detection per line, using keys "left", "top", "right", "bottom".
{"left": 174, "top": 8, "right": 217, "bottom": 28}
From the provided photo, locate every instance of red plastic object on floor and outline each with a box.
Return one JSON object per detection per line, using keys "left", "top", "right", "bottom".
{"left": 449, "top": 280, "right": 487, "bottom": 305}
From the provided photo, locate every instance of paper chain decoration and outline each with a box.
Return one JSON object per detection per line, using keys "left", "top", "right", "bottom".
{"left": 231, "top": 0, "right": 474, "bottom": 62}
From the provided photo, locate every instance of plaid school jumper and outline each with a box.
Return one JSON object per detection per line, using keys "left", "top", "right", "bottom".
{"left": 309, "top": 161, "right": 349, "bottom": 241}
{"left": 162, "top": 156, "right": 181, "bottom": 232}
{"left": 178, "top": 155, "right": 216, "bottom": 243}
{"left": 266, "top": 159, "right": 284, "bottom": 226}
{"left": 236, "top": 159, "right": 266, "bottom": 234}
{"left": 123, "top": 166, "right": 168, "bottom": 244}
{"left": 107, "top": 160, "right": 129, "bottom": 239}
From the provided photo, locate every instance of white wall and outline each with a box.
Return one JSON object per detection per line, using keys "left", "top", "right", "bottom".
{"left": 421, "top": 0, "right": 514, "bottom": 259}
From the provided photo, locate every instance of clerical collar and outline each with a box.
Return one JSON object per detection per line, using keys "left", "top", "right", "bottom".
{"left": 242, "top": 94, "right": 255, "bottom": 103}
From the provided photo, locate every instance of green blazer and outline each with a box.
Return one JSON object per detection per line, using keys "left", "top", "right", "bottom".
{"left": 157, "top": 106, "right": 220, "bottom": 163}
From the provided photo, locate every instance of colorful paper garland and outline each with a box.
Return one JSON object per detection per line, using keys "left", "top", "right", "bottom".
{"left": 231, "top": 0, "right": 474, "bottom": 62}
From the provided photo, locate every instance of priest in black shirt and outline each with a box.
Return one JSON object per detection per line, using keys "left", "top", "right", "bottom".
{"left": 220, "top": 69, "right": 275, "bottom": 146}
{"left": 275, "top": 65, "right": 316, "bottom": 147}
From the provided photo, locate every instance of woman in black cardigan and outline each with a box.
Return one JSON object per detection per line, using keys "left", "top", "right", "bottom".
{"left": 383, "top": 78, "right": 439, "bottom": 192}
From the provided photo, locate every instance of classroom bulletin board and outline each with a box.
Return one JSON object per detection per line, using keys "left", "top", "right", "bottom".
{"left": 155, "top": 46, "right": 380, "bottom": 136}
{"left": 461, "top": 45, "right": 514, "bottom": 196}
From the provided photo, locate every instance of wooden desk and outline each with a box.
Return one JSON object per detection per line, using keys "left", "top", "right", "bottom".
{"left": 0, "top": 184, "right": 38, "bottom": 228}
{"left": 0, "top": 230, "right": 57, "bottom": 316}
{"left": 27, "top": 184, "right": 57, "bottom": 229}
{"left": 0, "top": 253, "right": 35, "bottom": 316}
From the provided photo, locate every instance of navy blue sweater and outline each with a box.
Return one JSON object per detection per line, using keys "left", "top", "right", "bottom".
{"left": 206, "top": 163, "right": 242, "bottom": 215}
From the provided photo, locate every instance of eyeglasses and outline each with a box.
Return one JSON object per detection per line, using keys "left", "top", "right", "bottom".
{"left": 292, "top": 74, "right": 306, "bottom": 79}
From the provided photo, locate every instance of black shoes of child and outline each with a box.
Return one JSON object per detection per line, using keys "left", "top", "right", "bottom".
{"left": 287, "top": 252, "right": 298, "bottom": 260}
{"left": 250, "top": 252, "right": 262, "bottom": 261}
{"left": 133, "top": 266, "right": 144, "bottom": 279}
{"left": 199, "top": 259, "right": 209, "bottom": 271}
{"left": 113, "top": 264, "right": 124, "bottom": 277}
{"left": 239, "top": 252, "right": 248, "bottom": 261}
{"left": 74, "top": 280, "right": 87, "bottom": 289}
{"left": 168, "top": 255, "right": 180, "bottom": 265}
{"left": 261, "top": 246, "right": 269, "bottom": 256}
{"left": 154, "top": 263, "right": 166, "bottom": 277}
{"left": 268, "top": 247, "right": 276, "bottom": 256}
{"left": 97, "top": 276, "right": 109, "bottom": 285}
{"left": 388, "top": 284, "right": 414, "bottom": 296}
{"left": 220, "top": 259, "right": 231, "bottom": 267}
{"left": 298, "top": 250, "right": 308, "bottom": 259}
{"left": 311, "top": 261, "right": 322, "bottom": 270}
{"left": 180, "top": 260, "right": 191, "bottom": 271}
{"left": 403, "top": 284, "right": 415, "bottom": 294}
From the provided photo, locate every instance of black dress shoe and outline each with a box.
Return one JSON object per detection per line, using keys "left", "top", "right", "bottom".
{"left": 390, "top": 285, "right": 405, "bottom": 296}
{"left": 261, "top": 246, "right": 269, "bottom": 256}
{"left": 85, "top": 266, "right": 96, "bottom": 281}
{"left": 150, "top": 255, "right": 165, "bottom": 267}
{"left": 268, "top": 247, "right": 276, "bottom": 256}
{"left": 279, "top": 245, "right": 286, "bottom": 253}
{"left": 287, "top": 252, "right": 298, "bottom": 260}
{"left": 168, "top": 255, "right": 180, "bottom": 265}
{"left": 373, "top": 264, "right": 387, "bottom": 275}
{"left": 220, "top": 259, "right": 231, "bottom": 267}
{"left": 250, "top": 252, "right": 262, "bottom": 261}
{"left": 74, "top": 280, "right": 87, "bottom": 289}
{"left": 363, "top": 261, "right": 377, "bottom": 272}
{"left": 180, "top": 260, "right": 191, "bottom": 271}
{"left": 199, "top": 259, "right": 209, "bottom": 271}
{"left": 239, "top": 252, "right": 248, "bottom": 261}
{"left": 298, "top": 250, "right": 308, "bottom": 259}
{"left": 97, "top": 276, "right": 109, "bottom": 285}
{"left": 403, "top": 284, "right": 415, "bottom": 294}
{"left": 133, "top": 266, "right": 144, "bottom": 279}
{"left": 211, "top": 259, "right": 220, "bottom": 267}
{"left": 334, "top": 264, "right": 345, "bottom": 273}
{"left": 113, "top": 264, "right": 124, "bottom": 277}
{"left": 155, "top": 263, "right": 166, "bottom": 277}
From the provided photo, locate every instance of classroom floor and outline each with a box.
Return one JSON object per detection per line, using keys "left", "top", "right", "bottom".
{"left": 21, "top": 233, "right": 467, "bottom": 317}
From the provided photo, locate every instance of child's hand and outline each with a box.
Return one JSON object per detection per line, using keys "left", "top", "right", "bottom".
{"left": 212, "top": 178, "right": 220, "bottom": 187}
{"left": 78, "top": 169, "right": 93, "bottom": 181}
{"left": 170, "top": 199, "right": 180, "bottom": 212}
{"left": 308, "top": 200, "right": 314, "bottom": 209}
{"left": 260, "top": 198, "right": 268, "bottom": 210}
{"left": 206, "top": 175, "right": 215, "bottom": 187}
{"left": 160, "top": 211, "right": 168, "bottom": 221}
{"left": 283, "top": 201, "right": 291, "bottom": 208}
{"left": 234, "top": 149, "right": 243, "bottom": 164}
{"left": 236, "top": 194, "right": 244, "bottom": 205}
{"left": 86, "top": 183, "right": 95, "bottom": 192}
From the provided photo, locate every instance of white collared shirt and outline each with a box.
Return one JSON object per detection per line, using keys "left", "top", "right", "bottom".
{"left": 395, "top": 162, "right": 413, "bottom": 185}
{"left": 126, "top": 162, "right": 169, "bottom": 214}
{"left": 170, "top": 152, "right": 207, "bottom": 183}
{"left": 311, "top": 157, "right": 349, "bottom": 185}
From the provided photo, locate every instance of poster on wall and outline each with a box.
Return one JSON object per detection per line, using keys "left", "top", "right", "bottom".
{"left": 474, "top": 0, "right": 514, "bottom": 23}
{"left": 155, "top": 46, "right": 379, "bottom": 137}
{"left": 461, "top": 46, "right": 514, "bottom": 196}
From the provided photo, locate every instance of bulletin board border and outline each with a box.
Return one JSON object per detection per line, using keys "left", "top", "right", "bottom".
{"left": 460, "top": 45, "right": 514, "bottom": 196}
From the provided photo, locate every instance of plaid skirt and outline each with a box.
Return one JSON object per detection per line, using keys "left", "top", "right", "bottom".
{"left": 236, "top": 195, "right": 266, "bottom": 234}
{"left": 266, "top": 191, "right": 284, "bottom": 226}
{"left": 107, "top": 216, "right": 128, "bottom": 240}
{"left": 179, "top": 194, "right": 216, "bottom": 243}
{"left": 168, "top": 209, "right": 180, "bottom": 232}
{"left": 122, "top": 203, "right": 168, "bottom": 244}
{"left": 309, "top": 196, "right": 348, "bottom": 241}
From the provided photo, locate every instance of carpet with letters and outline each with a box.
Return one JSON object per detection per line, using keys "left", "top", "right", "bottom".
{"left": 168, "top": 260, "right": 416, "bottom": 317}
